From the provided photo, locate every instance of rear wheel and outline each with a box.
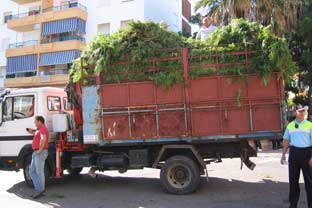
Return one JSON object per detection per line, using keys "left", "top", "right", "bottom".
{"left": 160, "top": 155, "right": 200, "bottom": 195}
{"left": 23, "top": 155, "right": 51, "bottom": 187}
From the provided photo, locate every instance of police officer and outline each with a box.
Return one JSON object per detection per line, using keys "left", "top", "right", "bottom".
{"left": 281, "top": 105, "right": 312, "bottom": 208}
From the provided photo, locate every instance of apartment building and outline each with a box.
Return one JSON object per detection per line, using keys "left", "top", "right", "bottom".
{"left": 0, "top": 0, "right": 18, "bottom": 91}
{"left": 1, "top": 0, "right": 191, "bottom": 88}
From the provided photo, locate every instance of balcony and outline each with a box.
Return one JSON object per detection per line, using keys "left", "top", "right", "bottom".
{"left": 4, "top": 64, "right": 70, "bottom": 87}
{"left": 6, "top": 42, "right": 39, "bottom": 57}
{"left": 39, "top": 39, "right": 85, "bottom": 53}
{"left": 10, "top": 0, "right": 40, "bottom": 5}
{"left": 11, "top": 9, "right": 40, "bottom": 19}
{"left": 6, "top": 38, "right": 84, "bottom": 58}
{"left": 41, "top": 34, "right": 85, "bottom": 44}
{"left": 4, "top": 73, "right": 69, "bottom": 87}
{"left": 41, "top": 3, "right": 87, "bottom": 22}
{"left": 38, "top": 74, "right": 70, "bottom": 86}
{"left": 5, "top": 75, "right": 36, "bottom": 88}
{"left": 7, "top": 3, "right": 87, "bottom": 32}
{"left": 8, "top": 40, "right": 38, "bottom": 49}
{"left": 38, "top": 65, "right": 70, "bottom": 86}
{"left": 7, "top": 9, "right": 41, "bottom": 32}
{"left": 42, "top": 2, "right": 87, "bottom": 13}
{"left": 40, "top": 66, "right": 69, "bottom": 76}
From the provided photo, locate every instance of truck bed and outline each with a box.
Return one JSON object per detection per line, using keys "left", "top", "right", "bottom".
{"left": 82, "top": 72, "right": 284, "bottom": 146}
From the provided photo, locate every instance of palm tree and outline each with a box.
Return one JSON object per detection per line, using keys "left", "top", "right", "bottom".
{"left": 194, "top": 0, "right": 307, "bottom": 36}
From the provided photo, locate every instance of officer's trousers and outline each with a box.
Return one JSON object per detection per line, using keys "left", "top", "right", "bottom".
{"left": 288, "top": 146, "right": 312, "bottom": 208}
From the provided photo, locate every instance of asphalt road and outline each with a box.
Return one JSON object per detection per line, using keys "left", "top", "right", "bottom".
{"left": 0, "top": 150, "right": 309, "bottom": 208}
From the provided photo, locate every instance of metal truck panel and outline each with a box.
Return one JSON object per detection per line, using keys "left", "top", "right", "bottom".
{"left": 220, "top": 77, "right": 248, "bottom": 99}
{"left": 100, "top": 82, "right": 185, "bottom": 107}
{"left": 82, "top": 86, "right": 101, "bottom": 144}
{"left": 82, "top": 73, "right": 284, "bottom": 145}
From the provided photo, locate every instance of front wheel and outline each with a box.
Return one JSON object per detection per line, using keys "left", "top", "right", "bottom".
{"left": 23, "top": 156, "right": 51, "bottom": 187}
{"left": 160, "top": 155, "right": 200, "bottom": 194}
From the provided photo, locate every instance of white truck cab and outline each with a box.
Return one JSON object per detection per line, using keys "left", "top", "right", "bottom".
{"left": 0, "top": 87, "right": 70, "bottom": 171}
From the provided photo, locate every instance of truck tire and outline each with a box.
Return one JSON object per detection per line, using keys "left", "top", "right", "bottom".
{"left": 160, "top": 155, "right": 200, "bottom": 195}
{"left": 66, "top": 167, "right": 83, "bottom": 175}
{"left": 23, "top": 155, "right": 51, "bottom": 188}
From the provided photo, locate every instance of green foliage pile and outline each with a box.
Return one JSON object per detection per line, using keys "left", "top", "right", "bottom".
{"left": 70, "top": 19, "right": 297, "bottom": 88}
{"left": 70, "top": 21, "right": 186, "bottom": 88}
{"left": 189, "top": 19, "right": 297, "bottom": 85}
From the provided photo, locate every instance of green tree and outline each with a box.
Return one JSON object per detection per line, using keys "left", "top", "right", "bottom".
{"left": 194, "top": 0, "right": 307, "bottom": 36}
{"left": 289, "top": 3, "right": 312, "bottom": 112}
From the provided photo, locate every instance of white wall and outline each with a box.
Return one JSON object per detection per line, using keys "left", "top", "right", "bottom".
{"left": 144, "top": 0, "right": 182, "bottom": 32}
{"left": 22, "top": 30, "right": 40, "bottom": 42}
{"left": 79, "top": 0, "right": 145, "bottom": 42}
{"left": 81, "top": 0, "right": 186, "bottom": 41}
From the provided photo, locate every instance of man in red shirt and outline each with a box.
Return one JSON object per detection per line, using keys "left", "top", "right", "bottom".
{"left": 27, "top": 115, "right": 49, "bottom": 199}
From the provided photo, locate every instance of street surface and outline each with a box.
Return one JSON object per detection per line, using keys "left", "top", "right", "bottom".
{"left": 0, "top": 150, "right": 308, "bottom": 208}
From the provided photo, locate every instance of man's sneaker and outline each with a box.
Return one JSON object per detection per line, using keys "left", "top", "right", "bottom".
{"left": 31, "top": 190, "right": 45, "bottom": 199}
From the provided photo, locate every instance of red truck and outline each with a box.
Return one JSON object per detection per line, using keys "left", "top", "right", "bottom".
{"left": 20, "top": 47, "right": 285, "bottom": 194}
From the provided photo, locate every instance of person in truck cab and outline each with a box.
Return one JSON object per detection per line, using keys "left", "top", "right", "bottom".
{"left": 25, "top": 97, "right": 34, "bottom": 117}
{"left": 26, "top": 116, "right": 49, "bottom": 199}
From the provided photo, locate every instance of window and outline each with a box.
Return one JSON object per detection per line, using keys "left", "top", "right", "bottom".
{"left": 63, "top": 97, "right": 72, "bottom": 110}
{"left": 61, "top": 0, "right": 78, "bottom": 7}
{"left": 120, "top": 20, "right": 133, "bottom": 28}
{"left": 28, "top": 5, "right": 40, "bottom": 16}
{"left": 98, "top": 0, "right": 111, "bottom": 7}
{"left": 97, "top": 23, "right": 110, "bottom": 35}
{"left": 47, "top": 96, "right": 61, "bottom": 111}
{"left": 3, "top": 12, "right": 12, "bottom": 24}
{"left": 0, "top": 66, "right": 5, "bottom": 79}
{"left": 1, "top": 38, "right": 9, "bottom": 51}
{"left": 3, "top": 96, "right": 34, "bottom": 121}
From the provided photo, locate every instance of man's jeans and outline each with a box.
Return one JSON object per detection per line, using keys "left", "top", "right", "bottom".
{"left": 29, "top": 150, "right": 48, "bottom": 192}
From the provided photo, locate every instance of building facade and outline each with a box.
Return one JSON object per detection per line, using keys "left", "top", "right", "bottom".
{"left": 0, "top": 0, "right": 18, "bottom": 91}
{"left": 1, "top": 0, "right": 191, "bottom": 88}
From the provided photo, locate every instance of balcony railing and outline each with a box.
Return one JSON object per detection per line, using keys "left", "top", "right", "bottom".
{"left": 11, "top": 9, "right": 40, "bottom": 20}
{"left": 42, "top": 2, "right": 87, "bottom": 13}
{"left": 40, "top": 68, "right": 69, "bottom": 76}
{"left": 8, "top": 2, "right": 87, "bottom": 21}
{"left": 6, "top": 71, "right": 36, "bottom": 79}
{"left": 8, "top": 40, "right": 38, "bottom": 49}
{"left": 41, "top": 35, "right": 85, "bottom": 44}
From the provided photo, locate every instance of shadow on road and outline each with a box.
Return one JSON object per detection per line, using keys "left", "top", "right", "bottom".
{"left": 6, "top": 174, "right": 307, "bottom": 208}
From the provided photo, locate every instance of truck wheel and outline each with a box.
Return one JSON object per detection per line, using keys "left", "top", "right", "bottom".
{"left": 160, "top": 155, "right": 200, "bottom": 194}
{"left": 23, "top": 156, "right": 51, "bottom": 187}
{"left": 23, "top": 157, "right": 33, "bottom": 187}
{"left": 66, "top": 167, "right": 83, "bottom": 175}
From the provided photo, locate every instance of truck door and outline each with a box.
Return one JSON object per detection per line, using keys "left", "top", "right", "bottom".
{"left": 0, "top": 95, "right": 35, "bottom": 157}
